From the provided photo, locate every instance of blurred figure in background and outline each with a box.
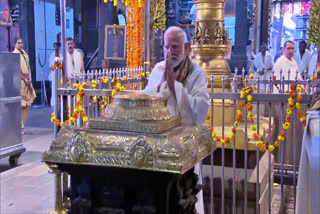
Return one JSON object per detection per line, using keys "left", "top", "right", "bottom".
{"left": 253, "top": 43, "right": 274, "bottom": 93}
{"left": 308, "top": 48, "right": 319, "bottom": 77}
{"left": 294, "top": 40, "right": 312, "bottom": 78}
{"left": 118, "top": 8, "right": 126, "bottom": 26}
{"left": 189, "top": 3, "right": 196, "bottom": 24}
{"left": 49, "top": 42, "right": 61, "bottom": 107}
{"left": 274, "top": 47, "right": 284, "bottom": 62}
{"left": 66, "top": 37, "right": 84, "bottom": 78}
{"left": 13, "top": 37, "right": 36, "bottom": 134}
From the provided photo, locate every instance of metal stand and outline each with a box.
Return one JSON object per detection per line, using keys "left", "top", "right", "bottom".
{"left": 48, "top": 164, "right": 68, "bottom": 214}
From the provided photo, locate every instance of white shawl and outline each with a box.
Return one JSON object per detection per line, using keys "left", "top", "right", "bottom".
{"left": 273, "top": 55, "right": 300, "bottom": 93}
{"left": 253, "top": 51, "right": 274, "bottom": 92}
{"left": 48, "top": 51, "right": 62, "bottom": 106}
{"left": 294, "top": 49, "right": 312, "bottom": 74}
{"left": 308, "top": 53, "right": 318, "bottom": 77}
{"left": 144, "top": 61, "right": 210, "bottom": 126}
{"left": 66, "top": 49, "right": 83, "bottom": 77}
{"left": 253, "top": 51, "right": 274, "bottom": 72}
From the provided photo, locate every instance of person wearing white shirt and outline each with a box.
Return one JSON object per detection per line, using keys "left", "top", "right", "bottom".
{"left": 274, "top": 40, "right": 300, "bottom": 92}
{"left": 144, "top": 26, "right": 209, "bottom": 214}
{"left": 48, "top": 42, "right": 62, "bottom": 106}
{"left": 294, "top": 40, "right": 312, "bottom": 78}
{"left": 253, "top": 43, "right": 274, "bottom": 93}
{"left": 66, "top": 37, "right": 84, "bottom": 78}
{"left": 189, "top": 4, "right": 196, "bottom": 24}
{"left": 118, "top": 8, "right": 126, "bottom": 26}
{"left": 308, "top": 48, "right": 319, "bottom": 77}
{"left": 273, "top": 40, "right": 304, "bottom": 169}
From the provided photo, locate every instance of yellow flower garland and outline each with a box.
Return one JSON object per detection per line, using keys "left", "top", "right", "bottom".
{"left": 210, "top": 83, "right": 307, "bottom": 153}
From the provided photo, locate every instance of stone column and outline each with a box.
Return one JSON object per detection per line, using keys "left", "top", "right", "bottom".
{"left": 230, "top": 0, "right": 249, "bottom": 72}
{"left": 191, "top": 0, "right": 230, "bottom": 89}
{"left": 98, "top": 2, "right": 113, "bottom": 61}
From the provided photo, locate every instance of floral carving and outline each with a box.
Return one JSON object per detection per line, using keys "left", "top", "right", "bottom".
{"left": 192, "top": 22, "right": 228, "bottom": 45}
{"left": 65, "top": 132, "right": 92, "bottom": 162}
{"left": 128, "top": 136, "right": 155, "bottom": 168}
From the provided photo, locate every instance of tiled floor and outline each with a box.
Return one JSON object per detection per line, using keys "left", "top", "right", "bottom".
{"left": 1, "top": 160, "right": 55, "bottom": 214}
{"left": 0, "top": 107, "right": 55, "bottom": 214}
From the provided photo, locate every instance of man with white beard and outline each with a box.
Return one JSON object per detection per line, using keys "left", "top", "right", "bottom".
{"left": 144, "top": 26, "right": 209, "bottom": 214}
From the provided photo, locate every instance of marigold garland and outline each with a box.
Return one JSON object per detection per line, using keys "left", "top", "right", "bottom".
{"left": 126, "top": 0, "right": 144, "bottom": 68}
{"left": 209, "top": 83, "right": 307, "bottom": 153}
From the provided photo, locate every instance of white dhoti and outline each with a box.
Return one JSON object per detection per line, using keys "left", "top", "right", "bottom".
{"left": 296, "top": 110, "right": 320, "bottom": 214}
{"left": 195, "top": 162, "right": 204, "bottom": 214}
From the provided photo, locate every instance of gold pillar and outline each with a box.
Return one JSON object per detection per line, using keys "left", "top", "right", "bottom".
{"left": 191, "top": 0, "right": 230, "bottom": 89}
{"left": 191, "top": 0, "right": 233, "bottom": 125}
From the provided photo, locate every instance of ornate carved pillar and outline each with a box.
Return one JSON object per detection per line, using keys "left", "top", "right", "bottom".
{"left": 191, "top": 0, "right": 234, "bottom": 126}
{"left": 191, "top": 0, "right": 230, "bottom": 89}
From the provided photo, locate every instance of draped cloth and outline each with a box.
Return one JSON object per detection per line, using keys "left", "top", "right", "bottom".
{"left": 308, "top": 53, "right": 318, "bottom": 77}
{"left": 144, "top": 56, "right": 210, "bottom": 214}
{"left": 66, "top": 49, "right": 83, "bottom": 77}
{"left": 13, "top": 48, "right": 36, "bottom": 107}
{"left": 144, "top": 55, "right": 209, "bottom": 126}
{"left": 48, "top": 52, "right": 62, "bottom": 106}
{"left": 296, "top": 110, "right": 320, "bottom": 214}
{"left": 294, "top": 50, "right": 312, "bottom": 75}
{"left": 174, "top": 54, "right": 194, "bottom": 85}
{"left": 273, "top": 56, "right": 300, "bottom": 93}
{"left": 253, "top": 52, "right": 274, "bottom": 92}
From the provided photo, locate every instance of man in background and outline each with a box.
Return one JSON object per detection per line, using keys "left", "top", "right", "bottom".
{"left": 273, "top": 40, "right": 303, "bottom": 168}
{"left": 118, "top": 8, "right": 126, "bottom": 25}
{"left": 274, "top": 47, "right": 284, "bottom": 62}
{"left": 49, "top": 42, "right": 61, "bottom": 106}
{"left": 274, "top": 40, "right": 300, "bottom": 86}
{"left": 308, "top": 48, "right": 319, "bottom": 77}
{"left": 253, "top": 43, "right": 274, "bottom": 93}
{"left": 66, "top": 37, "right": 84, "bottom": 78}
{"left": 189, "top": 3, "right": 196, "bottom": 24}
{"left": 294, "top": 40, "right": 312, "bottom": 78}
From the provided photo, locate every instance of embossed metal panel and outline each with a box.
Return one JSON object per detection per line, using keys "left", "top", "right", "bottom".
{"left": 0, "top": 102, "right": 21, "bottom": 150}
{"left": 0, "top": 52, "right": 22, "bottom": 157}
{"left": 0, "top": 52, "right": 20, "bottom": 99}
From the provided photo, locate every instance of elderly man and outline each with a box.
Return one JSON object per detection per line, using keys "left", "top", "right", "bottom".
{"left": 144, "top": 26, "right": 209, "bottom": 214}
{"left": 294, "top": 40, "right": 312, "bottom": 78}
{"left": 253, "top": 43, "right": 274, "bottom": 92}
{"left": 66, "top": 37, "right": 84, "bottom": 77}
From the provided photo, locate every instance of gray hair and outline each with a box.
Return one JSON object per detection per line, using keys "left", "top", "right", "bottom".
{"left": 164, "top": 26, "right": 188, "bottom": 44}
